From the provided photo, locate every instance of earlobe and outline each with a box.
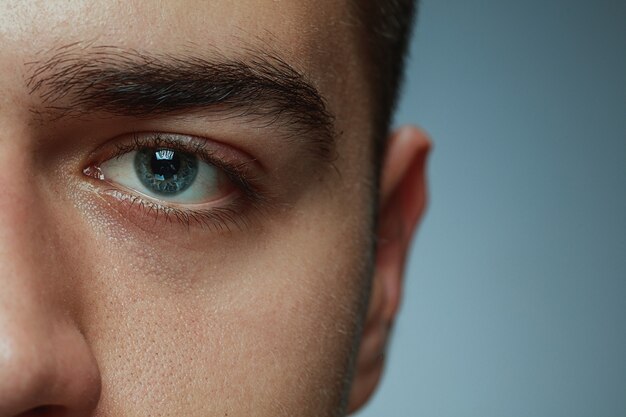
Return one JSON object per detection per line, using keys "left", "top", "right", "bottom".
{"left": 347, "top": 125, "right": 430, "bottom": 414}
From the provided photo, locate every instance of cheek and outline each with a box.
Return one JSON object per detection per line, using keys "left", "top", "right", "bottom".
{"left": 68, "top": 190, "right": 372, "bottom": 416}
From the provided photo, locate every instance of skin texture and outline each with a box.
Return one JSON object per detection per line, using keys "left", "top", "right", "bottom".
{"left": 0, "top": 1, "right": 430, "bottom": 416}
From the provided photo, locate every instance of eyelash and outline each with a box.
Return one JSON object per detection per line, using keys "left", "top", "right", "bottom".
{"left": 86, "top": 132, "right": 266, "bottom": 231}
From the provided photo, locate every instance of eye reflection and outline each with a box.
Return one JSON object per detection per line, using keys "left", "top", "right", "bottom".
{"left": 135, "top": 148, "right": 198, "bottom": 195}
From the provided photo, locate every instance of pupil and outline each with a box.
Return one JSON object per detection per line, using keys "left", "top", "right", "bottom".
{"left": 134, "top": 147, "right": 199, "bottom": 196}
{"left": 151, "top": 149, "right": 180, "bottom": 181}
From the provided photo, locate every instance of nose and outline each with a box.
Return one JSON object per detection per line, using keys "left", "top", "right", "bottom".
{"left": 0, "top": 149, "right": 101, "bottom": 416}
{"left": 0, "top": 305, "right": 101, "bottom": 416}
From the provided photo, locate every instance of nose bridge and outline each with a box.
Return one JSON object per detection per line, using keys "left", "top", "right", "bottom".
{"left": 0, "top": 174, "right": 55, "bottom": 359}
{"left": 0, "top": 131, "right": 101, "bottom": 415}
{"left": 0, "top": 137, "right": 49, "bottom": 296}
{"left": 0, "top": 42, "right": 64, "bottom": 270}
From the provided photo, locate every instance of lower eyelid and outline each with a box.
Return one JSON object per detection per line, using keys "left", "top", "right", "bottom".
{"left": 99, "top": 179, "right": 241, "bottom": 210}
{"left": 96, "top": 187, "right": 252, "bottom": 233}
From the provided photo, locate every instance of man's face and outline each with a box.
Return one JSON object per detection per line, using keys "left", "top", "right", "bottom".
{"left": 0, "top": 1, "right": 381, "bottom": 416}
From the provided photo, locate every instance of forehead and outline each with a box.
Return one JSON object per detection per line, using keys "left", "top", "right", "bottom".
{"left": 0, "top": 1, "right": 356, "bottom": 79}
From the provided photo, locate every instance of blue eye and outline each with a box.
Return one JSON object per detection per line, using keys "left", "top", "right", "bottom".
{"left": 135, "top": 148, "right": 198, "bottom": 195}
{"left": 99, "top": 147, "right": 230, "bottom": 204}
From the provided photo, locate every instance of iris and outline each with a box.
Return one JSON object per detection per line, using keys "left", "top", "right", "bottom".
{"left": 134, "top": 148, "right": 198, "bottom": 195}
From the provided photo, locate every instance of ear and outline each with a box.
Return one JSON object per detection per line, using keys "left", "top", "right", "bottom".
{"left": 347, "top": 125, "right": 431, "bottom": 414}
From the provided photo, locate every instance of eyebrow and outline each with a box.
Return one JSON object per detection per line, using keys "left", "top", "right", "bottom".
{"left": 26, "top": 44, "right": 336, "bottom": 160}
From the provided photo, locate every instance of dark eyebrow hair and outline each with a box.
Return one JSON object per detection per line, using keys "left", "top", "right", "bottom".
{"left": 26, "top": 44, "right": 336, "bottom": 160}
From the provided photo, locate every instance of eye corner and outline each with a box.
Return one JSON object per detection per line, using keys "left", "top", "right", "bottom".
{"left": 82, "top": 164, "right": 105, "bottom": 180}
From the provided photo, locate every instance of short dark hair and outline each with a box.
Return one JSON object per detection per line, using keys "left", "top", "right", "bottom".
{"left": 352, "top": 0, "right": 418, "bottom": 151}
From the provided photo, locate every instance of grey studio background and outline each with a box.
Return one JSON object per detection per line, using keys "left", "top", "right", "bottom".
{"left": 357, "top": 1, "right": 626, "bottom": 417}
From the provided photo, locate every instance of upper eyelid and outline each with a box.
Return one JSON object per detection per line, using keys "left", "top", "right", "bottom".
{"left": 86, "top": 131, "right": 261, "bottom": 173}
{"left": 85, "top": 131, "right": 267, "bottom": 207}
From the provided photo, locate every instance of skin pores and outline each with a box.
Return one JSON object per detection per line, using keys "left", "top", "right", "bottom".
{"left": 0, "top": 1, "right": 380, "bottom": 416}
